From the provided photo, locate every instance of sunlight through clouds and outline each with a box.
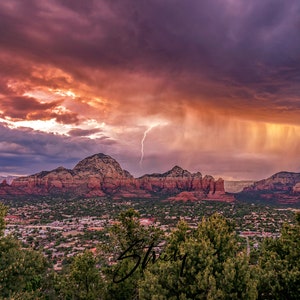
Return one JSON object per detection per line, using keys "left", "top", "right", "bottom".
{"left": 0, "top": 0, "right": 300, "bottom": 179}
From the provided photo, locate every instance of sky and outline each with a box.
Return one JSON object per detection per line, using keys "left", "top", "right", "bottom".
{"left": 0, "top": 0, "right": 300, "bottom": 180}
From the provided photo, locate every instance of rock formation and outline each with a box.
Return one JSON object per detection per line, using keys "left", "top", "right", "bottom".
{"left": 0, "top": 153, "right": 232, "bottom": 202}
{"left": 137, "top": 166, "right": 202, "bottom": 193}
{"left": 243, "top": 172, "right": 300, "bottom": 192}
{"left": 224, "top": 181, "right": 254, "bottom": 193}
{"left": 0, "top": 176, "right": 17, "bottom": 185}
{"left": 293, "top": 182, "right": 300, "bottom": 193}
{"left": 239, "top": 171, "right": 300, "bottom": 205}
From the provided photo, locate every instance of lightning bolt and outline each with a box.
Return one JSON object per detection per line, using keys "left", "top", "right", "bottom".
{"left": 139, "top": 125, "right": 156, "bottom": 167}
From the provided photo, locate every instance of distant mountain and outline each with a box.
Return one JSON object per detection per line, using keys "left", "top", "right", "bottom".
{"left": 0, "top": 153, "right": 233, "bottom": 202}
{"left": 224, "top": 181, "right": 254, "bottom": 193}
{"left": 0, "top": 176, "right": 17, "bottom": 185}
{"left": 238, "top": 171, "right": 300, "bottom": 206}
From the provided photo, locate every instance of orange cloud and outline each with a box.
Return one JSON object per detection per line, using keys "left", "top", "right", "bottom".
{"left": 0, "top": 0, "right": 300, "bottom": 180}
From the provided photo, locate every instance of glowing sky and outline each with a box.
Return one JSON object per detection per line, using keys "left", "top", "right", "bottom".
{"left": 0, "top": 0, "right": 300, "bottom": 180}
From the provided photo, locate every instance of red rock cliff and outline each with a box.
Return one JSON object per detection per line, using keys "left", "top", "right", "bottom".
{"left": 4, "top": 153, "right": 229, "bottom": 201}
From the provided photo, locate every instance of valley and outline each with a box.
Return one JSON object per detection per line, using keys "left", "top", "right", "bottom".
{"left": 2, "top": 195, "right": 297, "bottom": 270}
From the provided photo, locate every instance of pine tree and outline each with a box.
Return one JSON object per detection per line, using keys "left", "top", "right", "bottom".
{"left": 101, "top": 208, "right": 164, "bottom": 300}
{"left": 258, "top": 213, "right": 300, "bottom": 299}
{"left": 0, "top": 204, "right": 49, "bottom": 299}
{"left": 0, "top": 203, "right": 7, "bottom": 236}
{"left": 139, "top": 213, "right": 258, "bottom": 300}
{"left": 58, "top": 250, "right": 103, "bottom": 300}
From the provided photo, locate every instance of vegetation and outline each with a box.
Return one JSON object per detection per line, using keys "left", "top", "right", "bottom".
{"left": 56, "top": 250, "right": 104, "bottom": 299}
{"left": 0, "top": 201, "right": 300, "bottom": 299}
{"left": 258, "top": 214, "right": 300, "bottom": 299}
{"left": 0, "top": 205, "right": 49, "bottom": 299}
{"left": 139, "top": 215, "right": 258, "bottom": 299}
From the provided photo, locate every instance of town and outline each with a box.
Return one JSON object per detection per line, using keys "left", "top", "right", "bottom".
{"left": 1, "top": 196, "right": 297, "bottom": 271}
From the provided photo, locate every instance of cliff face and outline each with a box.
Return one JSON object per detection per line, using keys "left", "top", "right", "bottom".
{"left": 0, "top": 176, "right": 16, "bottom": 185}
{"left": 239, "top": 172, "right": 300, "bottom": 205}
{"left": 137, "top": 166, "right": 203, "bottom": 193}
{"left": 224, "top": 181, "right": 254, "bottom": 193}
{"left": 1, "top": 153, "right": 232, "bottom": 201}
{"left": 10, "top": 154, "right": 135, "bottom": 196}
{"left": 243, "top": 172, "right": 300, "bottom": 192}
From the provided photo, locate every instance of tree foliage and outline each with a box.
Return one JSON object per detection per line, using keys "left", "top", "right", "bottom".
{"left": 258, "top": 213, "right": 300, "bottom": 299}
{"left": 1, "top": 203, "right": 300, "bottom": 299}
{"left": 139, "top": 214, "right": 258, "bottom": 300}
{"left": 57, "top": 250, "right": 103, "bottom": 300}
{"left": 0, "top": 203, "right": 7, "bottom": 236}
{"left": 0, "top": 205, "right": 49, "bottom": 299}
{"left": 101, "top": 208, "right": 164, "bottom": 299}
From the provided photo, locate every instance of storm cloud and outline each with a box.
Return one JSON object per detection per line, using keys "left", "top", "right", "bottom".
{"left": 0, "top": 0, "right": 300, "bottom": 179}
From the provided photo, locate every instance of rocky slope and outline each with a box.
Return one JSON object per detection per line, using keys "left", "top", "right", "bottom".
{"left": 224, "top": 181, "right": 254, "bottom": 193}
{"left": 0, "top": 153, "right": 233, "bottom": 201}
{"left": 0, "top": 176, "right": 17, "bottom": 185}
{"left": 238, "top": 171, "right": 300, "bottom": 205}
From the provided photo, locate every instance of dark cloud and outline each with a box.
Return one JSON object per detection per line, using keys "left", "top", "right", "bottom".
{"left": 0, "top": 123, "right": 118, "bottom": 175}
{"left": 1, "top": 0, "right": 300, "bottom": 90}
{"left": 0, "top": 1, "right": 300, "bottom": 179}
{"left": 53, "top": 112, "right": 79, "bottom": 124}
{"left": 0, "top": 96, "right": 79, "bottom": 124}
{"left": 0, "top": 96, "right": 61, "bottom": 119}
{"left": 68, "top": 128, "right": 103, "bottom": 137}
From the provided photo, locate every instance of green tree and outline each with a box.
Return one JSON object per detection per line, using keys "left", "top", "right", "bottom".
{"left": 139, "top": 213, "right": 258, "bottom": 300}
{"left": 0, "top": 203, "right": 7, "bottom": 236}
{"left": 0, "top": 204, "right": 49, "bottom": 299}
{"left": 258, "top": 213, "right": 300, "bottom": 299}
{"left": 101, "top": 208, "right": 164, "bottom": 300}
{"left": 58, "top": 250, "right": 103, "bottom": 300}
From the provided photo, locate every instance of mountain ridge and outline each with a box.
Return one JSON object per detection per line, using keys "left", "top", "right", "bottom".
{"left": 0, "top": 153, "right": 233, "bottom": 201}
{"left": 238, "top": 171, "right": 300, "bottom": 205}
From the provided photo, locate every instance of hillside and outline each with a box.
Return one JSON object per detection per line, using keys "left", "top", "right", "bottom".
{"left": 0, "top": 153, "right": 233, "bottom": 202}
{"left": 238, "top": 172, "right": 300, "bottom": 206}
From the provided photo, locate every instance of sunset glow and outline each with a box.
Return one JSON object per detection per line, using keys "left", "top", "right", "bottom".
{"left": 0, "top": 0, "right": 299, "bottom": 180}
